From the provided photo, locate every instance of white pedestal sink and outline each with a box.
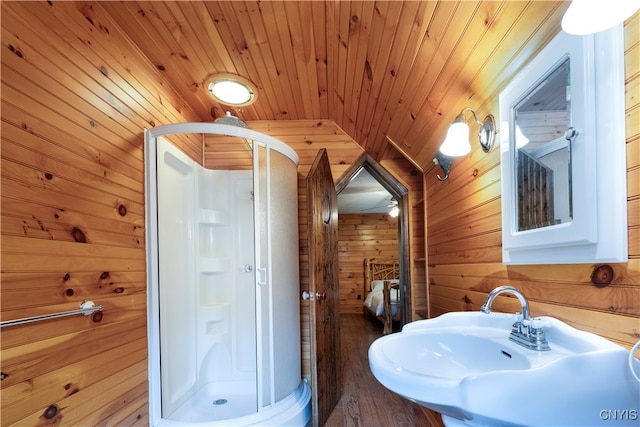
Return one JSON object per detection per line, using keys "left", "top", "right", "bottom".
{"left": 369, "top": 311, "right": 640, "bottom": 426}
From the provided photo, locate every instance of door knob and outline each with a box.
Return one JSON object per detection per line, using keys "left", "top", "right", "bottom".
{"left": 302, "top": 291, "right": 327, "bottom": 301}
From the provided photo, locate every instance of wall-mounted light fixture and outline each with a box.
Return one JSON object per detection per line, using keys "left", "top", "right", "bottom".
{"left": 439, "top": 107, "right": 495, "bottom": 157}
{"left": 205, "top": 73, "right": 257, "bottom": 107}
{"left": 433, "top": 151, "right": 454, "bottom": 182}
{"left": 561, "top": 0, "right": 639, "bottom": 35}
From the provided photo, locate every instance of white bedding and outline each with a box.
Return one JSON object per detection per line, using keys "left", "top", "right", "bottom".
{"left": 363, "top": 280, "right": 399, "bottom": 316}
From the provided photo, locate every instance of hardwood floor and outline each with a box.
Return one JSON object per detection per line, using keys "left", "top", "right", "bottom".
{"left": 324, "top": 314, "right": 444, "bottom": 427}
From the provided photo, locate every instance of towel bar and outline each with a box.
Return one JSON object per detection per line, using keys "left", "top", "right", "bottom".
{"left": 0, "top": 300, "right": 103, "bottom": 328}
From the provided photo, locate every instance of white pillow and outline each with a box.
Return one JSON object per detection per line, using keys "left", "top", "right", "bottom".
{"left": 370, "top": 280, "right": 384, "bottom": 292}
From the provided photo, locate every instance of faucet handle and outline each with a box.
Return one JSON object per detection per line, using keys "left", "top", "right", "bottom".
{"left": 511, "top": 313, "right": 525, "bottom": 334}
{"left": 511, "top": 312, "right": 524, "bottom": 324}
{"left": 523, "top": 317, "right": 550, "bottom": 329}
{"left": 527, "top": 325, "right": 551, "bottom": 351}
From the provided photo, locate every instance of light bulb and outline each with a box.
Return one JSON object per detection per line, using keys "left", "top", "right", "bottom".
{"left": 440, "top": 118, "right": 471, "bottom": 157}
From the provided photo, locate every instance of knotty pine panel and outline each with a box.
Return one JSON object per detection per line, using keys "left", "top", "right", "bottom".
{"left": 0, "top": 1, "right": 200, "bottom": 425}
{"left": 1, "top": 123, "right": 143, "bottom": 197}
{"left": 1, "top": 271, "right": 146, "bottom": 318}
{"left": 13, "top": 360, "right": 148, "bottom": 427}
{"left": 410, "top": 2, "right": 567, "bottom": 169}
{"left": 338, "top": 214, "right": 399, "bottom": 315}
{"left": 2, "top": 2, "right": 200, "bottom": 161}
{"left": 94, "top": 0, "right": 568, "bottom": 174}
{"left": 2, "top": 328, "right": 146, "bottom": 420}
{"left": 249, "top": 120, "right": 364, "bottom": 175}
{"left": 5, "top": 1, "right": 618, "bottom": 424}
{"left": 87, "top": 382, "right": 149, "bottom": 427}
{"left": 2, "top": 198, "right": 145, "bottom": 249}
{"left": 204, "top": 133, "right": 252, "bottom": 170}
{"left": 425, "top": 14, "right": 640, "bottom": 351}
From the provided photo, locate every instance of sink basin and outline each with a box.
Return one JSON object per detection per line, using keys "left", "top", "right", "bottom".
{"left": 369, "top": 311, "right": 640, "bottom": 426}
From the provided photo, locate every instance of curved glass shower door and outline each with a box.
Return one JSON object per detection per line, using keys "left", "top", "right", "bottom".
{"left": 254, "top": 142, "right": 301, "bottom": 408}
{"left": 146, "top": 123, "right": 306, "bottom": 426}
{"left": 155, "top": 135, "right": 258, "bottom": 421}
{"left": 254, "top": 141, "right": 302, "bottom": 410}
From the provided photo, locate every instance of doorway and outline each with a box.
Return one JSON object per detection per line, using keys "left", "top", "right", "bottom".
{"left": 335, "top": 153, "right": 411, "bottom": 327}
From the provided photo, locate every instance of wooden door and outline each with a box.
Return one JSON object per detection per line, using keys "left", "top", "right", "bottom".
{"left": 307, "top": 149, "right": 341, "bottom": 427}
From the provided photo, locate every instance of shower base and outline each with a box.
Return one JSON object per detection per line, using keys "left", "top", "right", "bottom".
{"left": 171, "top": 380, "right": 257, "bottom": 422}
{"left": 159, "top": 380, "right": 311, "bottom": 426}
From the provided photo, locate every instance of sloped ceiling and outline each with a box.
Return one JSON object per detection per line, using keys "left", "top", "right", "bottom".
{"left": 100, "top": 1, "right": 568, "bottom": 170}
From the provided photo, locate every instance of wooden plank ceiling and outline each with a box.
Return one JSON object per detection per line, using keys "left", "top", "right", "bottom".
{"left": 98, "top": 1, "right": 567, "bottom": 170}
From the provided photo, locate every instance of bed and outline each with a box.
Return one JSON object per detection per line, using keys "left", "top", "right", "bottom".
{"left": 363, "top": 258, "right": 400, "bottom": 334}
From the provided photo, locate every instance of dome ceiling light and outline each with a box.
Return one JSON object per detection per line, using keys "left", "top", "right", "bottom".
{"left": 205, "top": 73, "right": 257, "bottom": 107}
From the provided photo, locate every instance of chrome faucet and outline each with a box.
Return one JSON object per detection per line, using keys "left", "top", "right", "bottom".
{"left": 480, "top": 285, "right": 550, "bottom": 351}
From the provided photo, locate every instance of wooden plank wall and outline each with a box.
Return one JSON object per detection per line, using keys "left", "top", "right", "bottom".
{"left": 10, "top": 1, "right": 631, "bottom": 425}
{"left": 425, "top": 14, "right": 640, "bottom": 350}
{"left": 2, "top": 49, "right": 425, "bottom": 423}
{"left": 0, "top": 2, "right": 202, "bottom": 426}
{"left": 338, "top": 214, "right": 399, "bottom": 315}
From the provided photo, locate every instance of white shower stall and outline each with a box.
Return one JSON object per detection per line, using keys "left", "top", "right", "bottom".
{"left": 145, "top": 123, "right": 310, "bottom": 426}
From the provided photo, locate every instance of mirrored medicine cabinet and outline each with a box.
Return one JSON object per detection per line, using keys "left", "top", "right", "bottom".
{"left": 499, "top": 25, "right": 627, "bottom": 265}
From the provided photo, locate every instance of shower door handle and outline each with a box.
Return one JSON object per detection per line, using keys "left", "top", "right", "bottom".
{"left": 256, "top": 267, "right": 267, "bottom": 286}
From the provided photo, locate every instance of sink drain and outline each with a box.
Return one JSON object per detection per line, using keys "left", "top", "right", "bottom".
{"left": 213, "top": 399, "right": 228, "bottom": 406}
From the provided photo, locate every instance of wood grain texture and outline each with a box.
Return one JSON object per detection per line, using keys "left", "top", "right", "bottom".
{"left": 2, "top": 1, "right": 637, "bottom": 425}
{"left": 424, "top": 14, "right": 640, "bottom": 351}
{"left": 325, "top": 314, "right": 443, "bottom": 427}
{"left": 338, "top": 214, "right": 398, "bottom": 315}
{"left": 307, "top": 149, "right": 342, "bottom": 427}
{"left": 94, "top": 1, "right": 570, "bottom": 170}
{"left": 1, "top": 2, "right": 199, "bottom": 425}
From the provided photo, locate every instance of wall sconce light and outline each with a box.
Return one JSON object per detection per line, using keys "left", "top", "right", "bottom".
{"left": 439, "top": 107, "right": 495, "bottom": 157}
{"left": 561, "top": 0, "right": 639, "bottom": 35}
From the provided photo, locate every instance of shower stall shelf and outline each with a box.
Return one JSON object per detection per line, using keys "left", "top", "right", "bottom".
{"left": 145, "top": 123, "right": 310, "bottom": 426}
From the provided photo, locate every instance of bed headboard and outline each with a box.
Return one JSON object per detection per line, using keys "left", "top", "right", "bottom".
{"left": 364, "top": 258, "right": 399, "bottom": 289}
